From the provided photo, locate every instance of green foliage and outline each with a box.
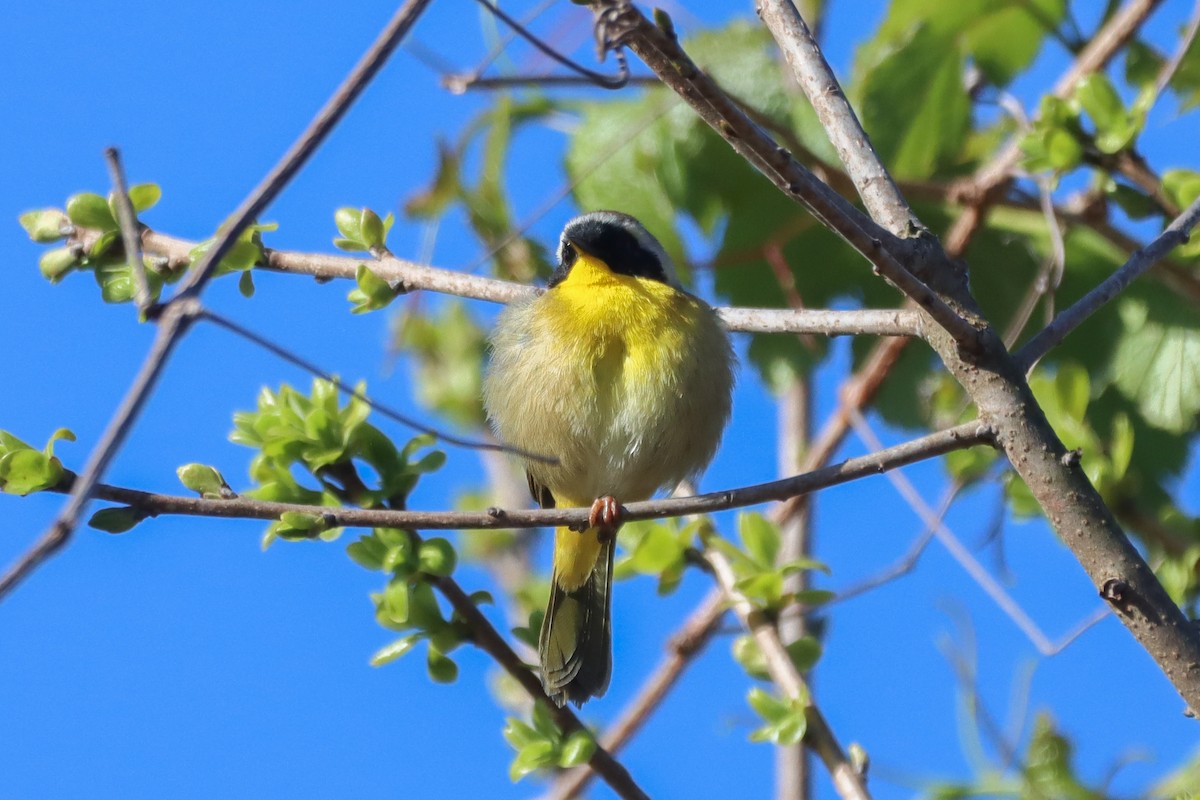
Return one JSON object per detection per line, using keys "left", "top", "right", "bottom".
{"left": 333, "top": 206, "right": 394, "bottom": 253}
{"left": 704, "top": 512, "right": 830, "bottom": 612}
{"left": 1021, "top": 72, "right": 1151, "bottom": 178}
{"left": 747, "top": 686, "right": 808, "bottom": 746}
{"left": 865, "top": 0, "right": 1065, "bottom": 88}
{"left": 348, "top": 263, "right": 399, "bottom": 314}
{"left": 188, "top": 220, "right": 277, "bottom": 299}
{"left": 176, "top": 463, "right": 234, "bottom": 499}
{"left": 87, "top": 506, "right": 144, "bottom": 534}
{"left": 503, "top": 703, "right": 595, "bottom": 781}
{"left": 613, "top": 517, "right": 706, "bottom": 595}
{"left": 395, "top": 301, "right": 488, "bottom": 428}
{"left": 230, "top": 378, "right": 445, "bottom": 544}
{"left": 0, "top": 427, "right": 74, "bottom": 496}
{"left": 20, "top": 185, "right": 176, "bottom": 300}
{"left": 858, "top": 24, "right": 971, "bottom": 178}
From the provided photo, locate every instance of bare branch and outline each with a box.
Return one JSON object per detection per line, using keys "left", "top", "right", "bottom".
{"left": 49, "top": 422, "right": 992, "bottom": 534}
{"left": 755, "top": 0, "right": 917, "bottom": 235}
{"left": 546, "top": 591, "right": 726, "bottom": 800}
{"left": 72, "top": 225, "right": 924, "bottom": 337}
{"left": 598, "top": 3, "right": 983, "bottom": 351}
{"left": 103, "top": 147, "right": 151, "bottom": 312}
{"left": 0, "top": 0, "right": 434, "bottom": 603}
{"left": 705, "top": 547, "right": 869, "bottom": 800}
{"left": 1153, "top": 0, "right": 1200, "bottom": 98}
{"left": 431, "top": 577, "right": 649, "bottom": 800}
{"left": 198, "top": 308, "right": 557, "bottom": 462}
{"left": 1016, "top": 194, "right": 1200, "bottom": 369}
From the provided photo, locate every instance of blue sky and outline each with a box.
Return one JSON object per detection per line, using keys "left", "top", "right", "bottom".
{"left": 2, "top": 1, "right": 1198, "bottom": 798}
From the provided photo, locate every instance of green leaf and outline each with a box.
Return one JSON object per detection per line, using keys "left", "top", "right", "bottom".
{"left": 20, "top": 209, "right": 69, "bottom": 242}
{"left": 347, "top": 533, "right": 388, "bottom": 571}
{"left": 87, "top": 506, "right": 143, "bottom": 534}
{"left": 786, "top": 636, "right": 823, "bottom": 672}
{"left": 1163, "top": 169, "right": 1200, "bottom": 210}
{"left": 509, "top": 740, "right": 556, "bottom": 782}
{"left": 558, "top": 731, "right": 596, "bottom": 768}
{"left": 1110, "top": 299, "right": 1200, "bottom": 433}
{"left": 176, "top": 463, "right": 232, "bottom": 499}
{"left": 369, "top": 634, "right": 421, "bottom": 666}
{"left": 39, "top": 247, "right": 78, "bottom": 282}
{"left": 333, "top": 207, "right": 363, "bottom": 246}
{"left": 739, "top": 512, "right": 779, "bottom": 568}
{"left": 417, "top": 537, "right": 457, "bottom": 577}
{"left": 127, "top": 183, "right": 162, "bottom": 213}
{"left": 66, "top": 192, "right": 117, "bottom": 231}
{"left": 238, "top": 270, "right": 255, "bottom": 298}
{"left": 630, "top": 523, "right": 684, "bottom": 574}
{"left": 732, "top": 634, "right": 770, "bottom": 680}
{"left": 426, "top": 644, "right": 458, "bottom": 683}
{"left": 857, "top": 24, "right": 970, "bottom": 178}
{"left": 0, "top": 449, "right": 63, "bottom": 495}
{"left": 360, "top": 208, "right": 385, "bottom": 250}
{"left": 349, "top": 263, "right": 398, "bottom": 314}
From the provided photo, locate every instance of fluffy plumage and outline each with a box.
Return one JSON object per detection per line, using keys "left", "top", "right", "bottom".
{"left": 483, "top": 211, "right": 735, "bottom": 706}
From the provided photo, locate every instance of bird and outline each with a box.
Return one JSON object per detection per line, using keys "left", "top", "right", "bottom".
{"left": 482, "top": 210, "right": 735, "bottom": 707}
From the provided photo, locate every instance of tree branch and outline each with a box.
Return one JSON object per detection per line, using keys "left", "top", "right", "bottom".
{"left": 431, "top": 576, "right": 649, "bottom": 800}
{"left": 70, "top": 225, "right": 923, "bottom": 338}
{"left": 705, "top": 547, "right": 869, "bottom": 800}
{"left": 55, "top": 421, "right": 992, "bottom": 533}
{"left": 599, "top": 3, "right": 982, "bottom": 351}
{"left": 1016, "top": 193, "right": 1200, "bottom": 369}
{"left": 545, "top": 590, "right": 726, "bottom": 800}
{"left": 0, "top": 0, "right": 435, "bottom": 604}
{"left": 754, "top": 0, "right": 917, "bottom": 235}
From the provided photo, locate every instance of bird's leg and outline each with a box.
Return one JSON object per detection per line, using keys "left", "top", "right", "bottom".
{"left": 589, "top": 495, "right": 622, "bottom": 543}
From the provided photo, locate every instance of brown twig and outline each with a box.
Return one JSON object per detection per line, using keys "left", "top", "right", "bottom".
{"left": 545, "top": 590, "right": 726, "bottom": 800}
{"left": 1016, "top": 194, "right": 1200, "bottom": 369}
{"left": 103, "top": 147, "right": 151, "bottom": 312}
{"left": 70, "top": 225, "right": 925, "bottom": 338}
{"left": 432, "top": 577, "right": 649, "bottom": 800}
{"left": 942, "top": 0, "right": 1166, "bottom": 255}
{"left": 705, "top": 548, "right": 870, "bottom": 800}
{"left": 0, "top": 0, "right": 435, "bottom": 603}
{"left": 53, "top": 421, "right": 993, "bottom": 533}
{"left": 599, "top": 2, "right": 983, "bottom": 351}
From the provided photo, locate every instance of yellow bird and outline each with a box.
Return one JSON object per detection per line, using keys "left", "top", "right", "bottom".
{"left": 483, "top": 211, "right": 735, "bottom": 706}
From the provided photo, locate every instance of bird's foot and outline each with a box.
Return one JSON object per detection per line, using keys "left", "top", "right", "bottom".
{"left": 589, "top": 495, "right": 622, "bottom": 543}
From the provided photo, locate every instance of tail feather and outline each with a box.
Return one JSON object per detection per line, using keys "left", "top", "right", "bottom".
{"left": 539, "top": 533, "right": 615, "bottom": 707}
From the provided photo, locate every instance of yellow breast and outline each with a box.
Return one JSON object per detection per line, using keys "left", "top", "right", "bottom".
{"left": 484, "top": 252, "right": 735, "bottom": 507}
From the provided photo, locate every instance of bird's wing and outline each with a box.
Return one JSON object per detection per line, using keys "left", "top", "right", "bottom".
{"left": 527, "top": 471, "right": 556, "bottom": 510}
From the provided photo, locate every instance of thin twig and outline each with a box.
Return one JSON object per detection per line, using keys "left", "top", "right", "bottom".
{"left": 830, "top": 483, "right": 961, "bottom": 606}
{"left": 70, "top": 225, "right": 925, "bottom": 337}
{"left": 468, "top": 0, "right": 629, "bottom": 90}
{"left": 705, "top": 548, "right": 870, "bottom": 800}
{"left": 1153, "top": 0, "right": 1200, "bottom": 99}
{"left": 847, "top": 410, "right": 1101, "bottom": 658}
{"left": 103, "top": 147, "right": 151, "bottom": 312}
{"left": 197, "top": 308, "right": 557, "bottom": 462}
{"left": 1016, "top": 194, "right": 1200, "bottom": 369}
{"left": 53, "top": 421, "right": 993, "bottom": 533}
{"left": 0, "top": 0, "right": 435, "bottom": 603}
{"left": 432, "top": 577, "right": 649, "bottom": 800}
{"left": 546, "top": 590, "right": 726, "bottom": 800}
{"left": 943, "top": 0, "right": 1165, "bottom": 255}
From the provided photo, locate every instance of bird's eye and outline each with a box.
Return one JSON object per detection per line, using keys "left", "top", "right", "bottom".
{"left": 561, "top": 241, "right": 577, "bottom": 267}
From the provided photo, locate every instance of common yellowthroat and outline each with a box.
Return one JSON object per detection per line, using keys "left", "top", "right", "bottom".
{"left": 483, "top": 211, "right": 735, "bottom": 706}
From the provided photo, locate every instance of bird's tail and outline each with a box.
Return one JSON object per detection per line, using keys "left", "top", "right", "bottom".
{"left": 539, "top": 527, "right": 615, "bottom": 707}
